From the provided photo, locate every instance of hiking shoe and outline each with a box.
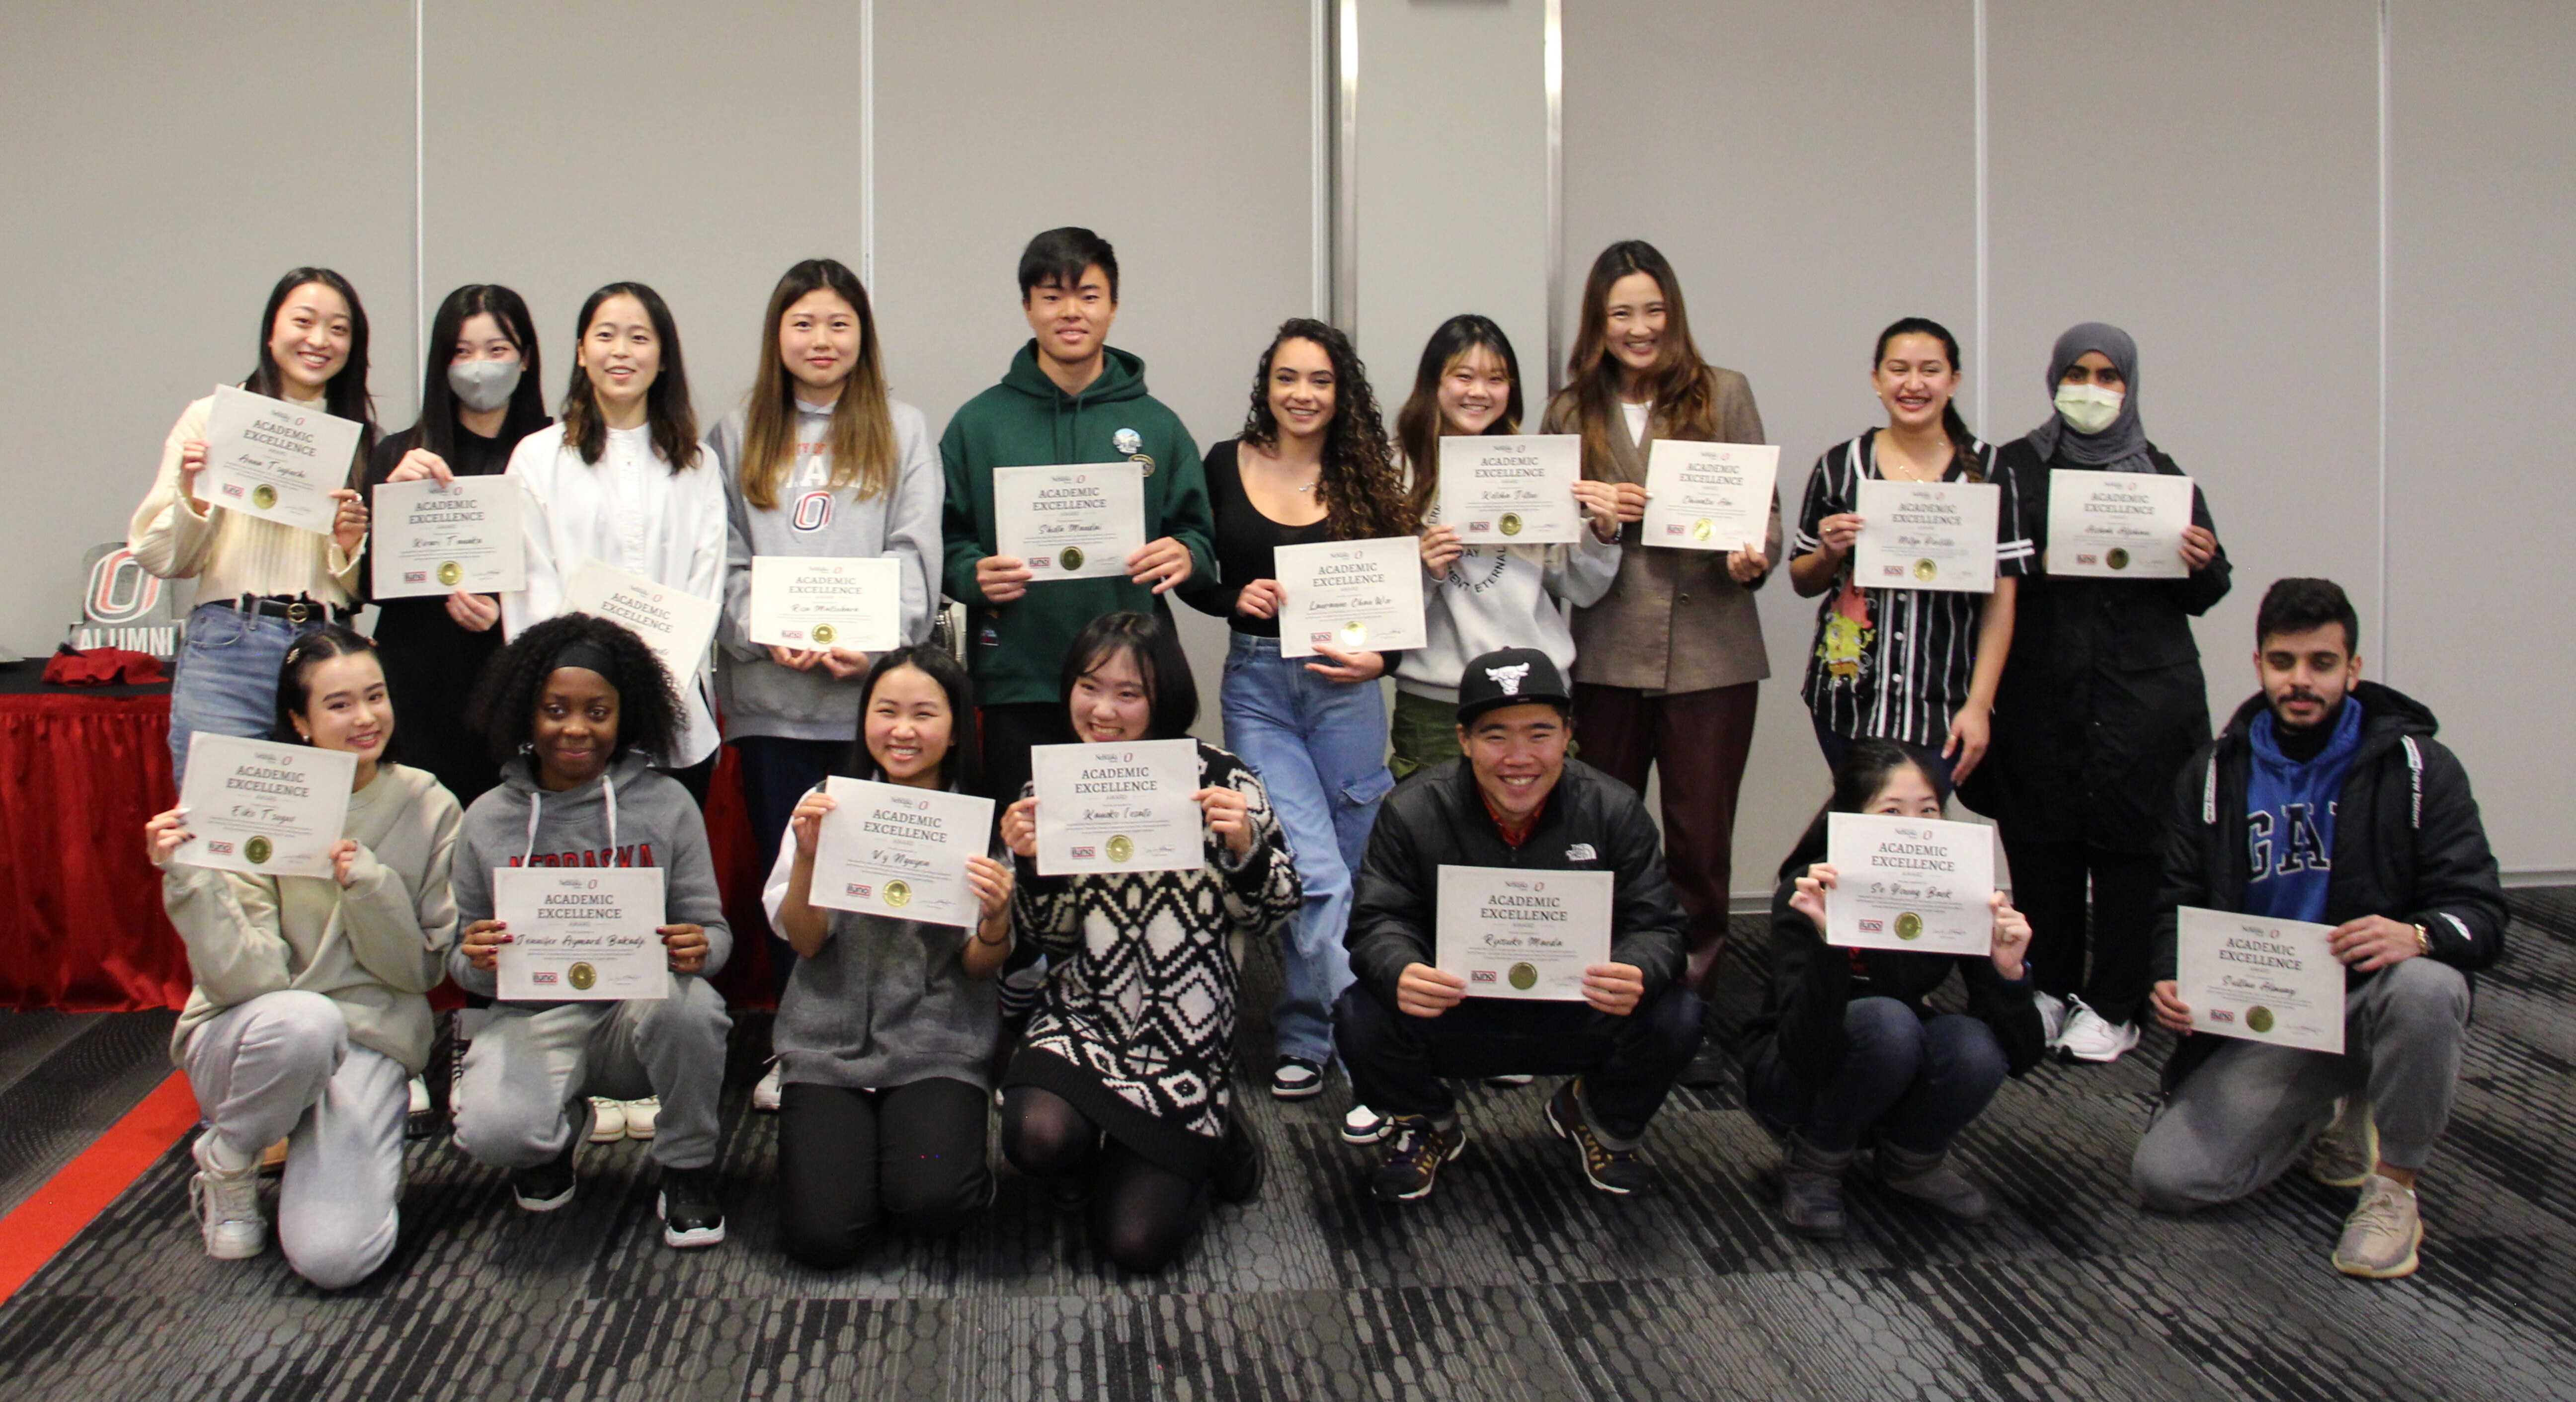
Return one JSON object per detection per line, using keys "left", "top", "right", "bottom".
{"left": 586, "top": 1095, "right": 628, "bottom": 1143}
{"left": 2057, "top": 998, "right": 2141, "bottom": 1063}
{"left": 1483, "top": 1074, "right": 1535, "bottom": 1088}
{"left": 190, "top": 1135, "right": 266, "bottom": 1260}
{"left": 1213, "top": 1118, "right": 1267, "bottom": 1205}
{"left": 1342, "top": 1103, "right": 1390, "bottom": 1145}
{"left": 1371, "top": 1116, "right": 1466, "bottom": 1202}
{"left": 1546, "top": 1080, "right": 1649, "bottom": 1195}
{"left": 623, "top": 1097, "right": 660, "bottom": 1140}
{"left": 1876, "top": 1141, "right": 1991, "bottom": 1221}
{"left": 1271, "top": 1058, "right": 1325, "bottom": 1100}
{"left": 659, "top": 1165, "right": 727, "bottom": 1248}
{"left": 2304, "top": 1097, "right": 2379, "bottom": 1189}
{"left": 2034, "top": 991, "right": 2069, "bottom": 1048}
{"left": 1780, "top": 1134, "right": 1854, "bottom": 1240}
{"left": 753, "top": 1058, "right": 784, "bottom": 1113}
{"left": 2332, "top": 1174, "right": 2421, "bottom": 1279}
{"left": 512, "top": 1124, "right": 579, "bottom": 1212}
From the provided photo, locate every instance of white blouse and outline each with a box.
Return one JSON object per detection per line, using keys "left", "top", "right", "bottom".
{"left": 128, "top": 393, "right": 362, "bottom": 606}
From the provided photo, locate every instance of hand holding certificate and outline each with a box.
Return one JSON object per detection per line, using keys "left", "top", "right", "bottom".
{"left": 748, "top": 556, "right": 902, "bottom": 652}
{"left": 1028, "top": 739, "right": 1202, "bottom": 876}
{"left": 806, "top": 777, "right": 996, "bottom": 929}
{"left": 2045, "top": 469, "right": 2194, "bottom": 578}
{"left": 1851, "top": 478, "right": 2001, "bottom": 593}
{"left": 562, "top": 558, "right": 721, "bottom": 689}
{"left": 492, "top": 867, "right": 671, "bottom": 1000}
{"left": 200, "top": 385, "right": 366, "bottom": 535}
{"left": 1643, "top": 441, "right": 1779, "bottom": 552}
{"left": 1822, "top": 812, "right": 1997, "bottom": 956}
{"left": 371, "top": 477, "right": 525, "bottom": 598}
{"left": 1438, "top": 436, "right": 1583, "bottom": 545}
{"left": 1435, "top": 866, "right": 1613, "bottom": 1000}
{"left": 2173, "top": 907, "right": 2345, "bottom": 1053}
{"left": 1275, "top": 537, "right": 1427, "bottom": 659}
{"left": 171, "top": 734, "right": 357, "bottom": 880}
{"left": 994, "top": 464, "right": 1147, "bottom": 583}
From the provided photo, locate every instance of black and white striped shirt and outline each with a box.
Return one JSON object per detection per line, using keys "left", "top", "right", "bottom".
{"left": 1795, "top": 430, "right": 2034, "bottom": 747}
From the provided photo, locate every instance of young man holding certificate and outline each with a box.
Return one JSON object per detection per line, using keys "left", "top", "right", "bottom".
{"left": 2131, "top": 580, "right": 2506, "bottom": 1280}
{"left": 1337, "top": 648, "right": 1701, "bottom": 1200}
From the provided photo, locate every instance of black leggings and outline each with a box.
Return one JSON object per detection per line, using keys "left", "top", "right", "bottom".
{"left": 999, "top": 1086, "right": 1205, "bottom": 1273}
{"left": 776, "top": 1078, "right": 991, "bottom": 1268}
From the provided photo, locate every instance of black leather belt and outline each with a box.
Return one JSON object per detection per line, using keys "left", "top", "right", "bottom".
{"left": 221, "top": 594, "right": 350, "bottom": 625}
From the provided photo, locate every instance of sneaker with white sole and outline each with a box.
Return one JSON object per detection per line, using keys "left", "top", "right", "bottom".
{"left": 623, "top": 1097, "right": 660, "bottom": 1141}
{"left": 753, "top": 1058, "right": 784, "bottom": 1112}
{"left": 2332, "top": 1173, "right": 2422, "bottom": 1279}
{"left": 2056, "top": 999, "right": 2141, "bottom": 1063}
{"left": 2034, "top": 992, "right": 2069, "bottom": 1048}
{"left": 587, "top": 1095, "right": 628, "bottom": 1143}
{"left": 1483, "top": 1074, "right": 1535, "bottom": 1089}
{"left": 1272, "top": 1058, "right": 1325, "bottom": 1100}
{"left": 659, "top": 1166, "right": 726, "bottom": 1248}
{"left": 189, "top": 1135, "right": 265, "bottom": 1260}
{"left": 1342, "top": 1103, "right": 1390, "bottom": 1145}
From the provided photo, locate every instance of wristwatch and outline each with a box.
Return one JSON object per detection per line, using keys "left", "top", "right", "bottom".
{"left": 2413, "top": 923, "right": 2432, "bottom": 957}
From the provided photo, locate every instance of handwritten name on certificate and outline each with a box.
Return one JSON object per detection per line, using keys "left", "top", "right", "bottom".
{"left": 994, "top": 463, "right": 1147, "bottom": 583}
{"left": 2176, "top": 907, "right": 2345, "bottom": 1054}
{"left": 1852, "top": 478, "right": 2000, "bottom": 593}
{"left": 1643, "top": 441, "right": 1779, "bottom": 552}
{"left": 1823, "top": 812, "right": 1997, "bottom": 956}
{"left": 809, "top": 777, "right": 995, "bottom": 929}
{"left": 493, "top": 867, "right": 669, "bottom": 1001}
{"left": 173, "top": 734, "right": 357, "bottom": 880}
{"left": 2046, "top": 470, "right": 2193, "bottom": 579}
{"left": 563, "top": 558, "right": 721, "bottom": 689}
{"left": 1436, "top": 866, "right": 1613, "bottom": 1000}
{"left": 200, "top": 384, "right": 365, "bottom": 536}
{"left": 1276, "top": 537, "right": 1427, "bottom": 658}
{"left": 748, "top": 556, "right": 902, "bottom": 652}
{"left": 1030, "top": 739, "right": 1201, "bottom": 876}
{"left": 1439, "top": 436, "right": 1582, "bottom": 545}
{"left": 371, "top": 477, "right": 525, "bottom": 598}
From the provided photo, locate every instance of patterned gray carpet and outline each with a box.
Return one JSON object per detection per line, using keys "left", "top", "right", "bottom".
{"left": 3, "top": 891, "right": 2573, "bottom": 1401}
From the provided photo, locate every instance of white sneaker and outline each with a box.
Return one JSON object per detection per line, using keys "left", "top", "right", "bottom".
{"left": 587, "top": 1096, "right": 628, "bottom": 1143}
{"left": 624, "top": 1097, "right": 661, "bottom": 1140}
{"left": 1342, "top": 1103, "right": 1390, "bottom": 1145}
{"left": 1483, "top": 1075, "right": 1535, "bottom": 1088}
{"left": 189, "top": 1135, "right": 265, "bottom": 1260}
{"left": 408, "top": 1076, "right": 431, "bottom": 1115}
{"left": 753, "top": 1059, "right": 784, "bottom": 1113}
{"left": 2057, "top": 999, "right": 2141, "bottom": 1063}
{"left": 2034, "top": 992, "right": 2069, "bottom": 1048}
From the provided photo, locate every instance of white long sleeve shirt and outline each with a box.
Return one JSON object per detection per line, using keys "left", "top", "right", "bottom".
{"left": 128, "top": 393, "right": 362, "bottom": 605}
{"left": 501, "top": 422, "right": 729, "bottom": 765}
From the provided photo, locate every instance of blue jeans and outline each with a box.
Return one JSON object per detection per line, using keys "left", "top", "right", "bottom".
{"left": 168, "top": 602, "right": 329, "bottom": 785}
{"left": 1810, "top": 712, "right": 1955, "bottom": 796}
{"left": 1744, "top": 997, "right": 2008, "bottom": 1155}
{"left": 1220, "top": 632, "right": 1393, "bottom": 1067}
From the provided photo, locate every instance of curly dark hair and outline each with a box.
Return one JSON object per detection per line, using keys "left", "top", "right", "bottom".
{"left": 1237, "top": 318, "right": 1412, "bottom": 539}
{"left": 467, "top": 613, "right": 686, "bottom": 767}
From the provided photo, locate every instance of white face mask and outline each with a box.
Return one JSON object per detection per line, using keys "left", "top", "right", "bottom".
{"left": 448, "top": 357, "right": 524, "bottom": 414}
{"left": 2055, "top": 381, "right": 2124, "bottom": 435}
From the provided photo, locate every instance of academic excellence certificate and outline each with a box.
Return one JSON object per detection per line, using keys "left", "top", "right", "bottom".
{"left": 1275, "top": 537, "right": 1427, "bottom": 659}
{"left": 1642, "top": 441, "right": 1779, "bottom": 552}
{"left": 747, "top": 555, "right": 902, "bottom": 652}
{"left": 2175, "top": 906, "right": 2345, "bottom": 1054}
{"left": 493, "top": 867, "right": 669, "bottom": 1001}
{"left": 1435, "top": 866, "right": 1613, "bottom": 1001}
{"left": 1438, "top": 436, "right": 1582, "bottom": 545}
{"left": 172, "top": 734, "right": 357, "bottom": 880}
{"left": 1852, "top": 478, "right": 2000, "bottom": 594}
{"left": 994, "top": 463, "right": 1147, "bottom": 583}
{"left": 562, "top": 558, "right": 721, "bottom": 689}
{"left": 808, "top": 776, "right": 996, "bottom": 930}
{"left": 2045, "top": 469, "right": 2194, "bottom": 579}
{"left": 199, "top": 384, "right": 365, "bottom": 535}
{"left": 1029, "top": 738, "right": 1201, "bottom": 876}
{"left": 1823, "top": 812, "right": 1996, "bottom": 956}
{"left": 370, "top": 477, "right": 525, "bottom": 598}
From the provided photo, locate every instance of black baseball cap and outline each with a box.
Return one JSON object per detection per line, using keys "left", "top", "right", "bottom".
{"left": 1454, "top": 647, "right": 1574, "bottom": 726}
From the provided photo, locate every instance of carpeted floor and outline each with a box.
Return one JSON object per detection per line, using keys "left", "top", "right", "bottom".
{"left": 3, "top": 891, "right": 2574, "bottom": 1402}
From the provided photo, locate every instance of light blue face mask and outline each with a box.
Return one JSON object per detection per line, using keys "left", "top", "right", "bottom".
{"left": 448, "top": 357, "right": 523, "bottom": 413}
{"left": 2054, "top": 381, "right": 2123, "bottom": 435}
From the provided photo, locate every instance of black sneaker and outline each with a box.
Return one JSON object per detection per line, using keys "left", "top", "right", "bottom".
{"left": 511, "top": 1130, "right": 578, "bottom": 1212}
{"left": 1212, "top": 1117, "right": 1266, "bottom": 1205}
{"left": 1547, "top": 1080, "right": 1649, "bottom": 1195}
{"left": 1370, "top": 1116, "right": 1466, "bottom": 1202}
{"left": 1271, "top": 1058, "right": 1326, "bottom": 1100}
{"left": 659, "top": 1165, "right": 726, "bottom": 1248}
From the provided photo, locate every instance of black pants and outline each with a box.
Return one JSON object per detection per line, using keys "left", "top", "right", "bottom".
{"left": 732, "top": 736, "right": 849, "bottom": 993}
{"left": 1332, "top": 980, "right": 1704, "bottom": 1143}
{"left": 979, "top": 702, "right": 1072, "bottom": 807}
{"left": 2007, "top": 838, "right": 2162, "bottom": 1025}
{"left": 998, "top": 1086, "right": 1206, "bottom": 1274}
{"left": 660, "top": 753, "right": 719, "bottom": 809}
{"left": 775, "top": 1078, "right": 991, "bottom": 1268}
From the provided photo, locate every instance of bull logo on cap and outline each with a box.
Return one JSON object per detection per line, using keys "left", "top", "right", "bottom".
{"left": 1484, "top": 662, "right": 1531, "bottom": 695}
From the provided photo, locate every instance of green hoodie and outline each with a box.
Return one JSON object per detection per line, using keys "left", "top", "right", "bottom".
{"left": 940, "top": 341, "right": 1215, "bottom": 705}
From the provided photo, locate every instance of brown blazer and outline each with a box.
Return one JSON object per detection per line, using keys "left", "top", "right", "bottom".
{"left": 1542, "top": 367, "right": 1780, "bottom": 693}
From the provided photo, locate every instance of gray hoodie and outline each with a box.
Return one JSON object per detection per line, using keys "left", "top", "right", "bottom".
{"left": 710, "top": 399, "right": 943, "bottom": 742}
{"left": 446, "top": 751, "right": 731, "bottom": 999}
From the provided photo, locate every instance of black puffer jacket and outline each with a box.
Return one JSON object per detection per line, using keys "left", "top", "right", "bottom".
{"left": 1346, "top": 758, "right": 1685, "bottom": 1008}
{"left": 2150, "top": 682, "right": 2507, "bottom": 1094}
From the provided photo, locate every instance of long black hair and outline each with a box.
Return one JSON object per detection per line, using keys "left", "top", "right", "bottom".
{"left": 560, "top": 281, "right": 700, "bottom": 471}
{"left": 1777, "top": 737, "right": 1951, "bottom": 882}
{"left": 1060, "top": 612, "right": 1198, "bottom": 741}
{"left": 1872, "top": 316, "right": 1981, "bottom": 476}
{"left": 243, "top": 267, "right": 379, "bottom": 485}
{"left": 466, "top": 613, "right": 684, "bottom": 767}
{"left": 1395, "top": 314, "right": 1525, "bottom": 525}
{"left": 836, "top": 645, "right": 986, "bottom": 797}
{"left": 405, "top": 283, "right": 548, "bottom": 462}
{"left": 270, "top": 624, "right": 390, "bottom": 754}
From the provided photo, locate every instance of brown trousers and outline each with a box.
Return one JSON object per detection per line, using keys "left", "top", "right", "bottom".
{"left": 1571, "top": 681, "right": 1760, "bottom": 1001}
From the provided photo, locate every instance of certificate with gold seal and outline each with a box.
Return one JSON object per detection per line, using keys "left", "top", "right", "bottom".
{"left": 1642, "top": 441, "right": 1779, "bottom": 552}
{"left": 2176, "top": 907, "right": 2345, "bottom": 1054}
{"left": 1275, "top": 536, "right": 1426, "bottom": 659}
{"left": 562, "top": 558, "right": 721, "bottom": 693}
{"left": 1851, "top": 478, "right": 2000, "bottom": 594}
{"left": 746, "top": 555, "right": 902, "bottom": 652}
{"left": 1823, "top": 812, "right": 1996, "bottom": 956}
{"left": 994, "top": 463, "right": 1146, "bottom": 583}
{"left": 1029, "top": 739, "right": 1201, "bottom": 876}
{"left": 1438, "top": 435, "right": 1582, "bottom": 545}
{"left": 2045, "top": 469, "right": 2193, "bottom": 579}
{"left": 370, "top": 476, "right": 525, "bottom": 598}
{"left": 199, "top": 384, "right": 366, "bottom": 536}
{"left": 807, "top": 776, "right": 995, "bottom": 929}
{"left": 492, "top": 867, "right": 669, "bottom": 1002}
{"left": 1435, "top": 866, "right": 1612, "bottom": 1001}
{"left": 172, "top": 733, "right": 356, "bottom": 880}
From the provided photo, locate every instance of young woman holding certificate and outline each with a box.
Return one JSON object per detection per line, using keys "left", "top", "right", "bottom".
{"left": 763, "top": 646, "right": 1013, "bottom": 1266}
{"left": 1541, "top": 240, "right": 1779, "bottom": 1029}
{"left": 1179, "top": 318, "right": 1410, "bottom": 1103}
{"left": 131, "top": 268, "right": 381, "bottom": 784}
{"left": 362, "top": 284, "right": 552, "bottom": 806}
{"left": 996, "top": 613, "right": 1301, "bottom": 1272}
{"left": 144, "top": 626, "right": 459, "bottom": 1287}
{"left": 501, "top": 282, "right": 728, "bottom": 797}
{"left": 1790, "top": 317, "right": 2032, "bottom": 787}
{"left": 1740, "top": 739, "right": 2043, "bottom": 1241}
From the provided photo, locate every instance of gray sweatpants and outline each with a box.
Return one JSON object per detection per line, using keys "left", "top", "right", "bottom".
{"left": 455, "top": 977, "right": 730, "bottom": 1171}
{"left": 2132, "top": 955, "right": 2471, "bottom": 1212}
{"left": 182, "top": 990, "right": 409, "bottom": 1289}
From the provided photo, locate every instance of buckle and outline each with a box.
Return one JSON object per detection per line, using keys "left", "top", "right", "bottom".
{"left": 286, "top": 601, "right": 312, "bottom": 624}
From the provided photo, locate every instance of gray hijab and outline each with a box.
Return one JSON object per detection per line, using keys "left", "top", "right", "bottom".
{"left": 2027, "top": 321, "right": 2152, "bottom": 472}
